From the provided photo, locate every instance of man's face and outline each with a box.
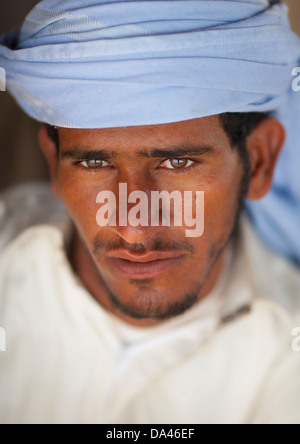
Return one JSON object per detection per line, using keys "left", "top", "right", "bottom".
{"left": 56, "top": 116, "right": 246, "bottom": 323}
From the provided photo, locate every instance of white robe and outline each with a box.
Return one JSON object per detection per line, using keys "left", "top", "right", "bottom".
{"left": 0, "top": 184, "right": 300, "bottom": 424}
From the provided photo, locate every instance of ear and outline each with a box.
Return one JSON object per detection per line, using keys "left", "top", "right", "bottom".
{"left": 247, "top": 117, "right": 285, "bottom": 201}
{"left": 39, "top": 126, "right": 61, "bottom": 198}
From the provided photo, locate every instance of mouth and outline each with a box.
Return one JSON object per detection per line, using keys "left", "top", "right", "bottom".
{"left": 106, "top": 250, "right": 186, "bottom": 279}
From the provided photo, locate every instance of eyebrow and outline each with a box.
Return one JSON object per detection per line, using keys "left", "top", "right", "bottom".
{"left": 138, "top": 145, "right": 216, "bottom": 158}
{"left": 60, "top": 149, "right": 118, "bottom": 161}
{"left": 60, "top": 144, "right": 216, "bottom": 161}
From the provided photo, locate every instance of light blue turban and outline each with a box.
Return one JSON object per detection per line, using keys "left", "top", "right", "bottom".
{"left": 0, "top": 0, "right": 299, "bottom": 128}
{"left": 0, "top": 0, "right": 299, "bottom": 264}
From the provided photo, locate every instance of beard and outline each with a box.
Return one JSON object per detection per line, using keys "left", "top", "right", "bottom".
{"left": 101, "top": 275, "right": 203, "bottom": 321}
{"left": 90, "top": 168, "right": 250, "bottom": 322}
{"left": 73, "top": 156, "right": 251, "bottom": 323}
{"left": 97, "top": 219, "right": 236, "bottom": 322}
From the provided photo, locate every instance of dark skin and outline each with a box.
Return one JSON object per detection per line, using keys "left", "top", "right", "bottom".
{"left": 39, "top": 116, "right": 285, "bottom": 327}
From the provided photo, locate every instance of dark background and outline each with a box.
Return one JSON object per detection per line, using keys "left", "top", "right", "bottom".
{"left": 0, "top": 0, "right": 299, "bottom": 192}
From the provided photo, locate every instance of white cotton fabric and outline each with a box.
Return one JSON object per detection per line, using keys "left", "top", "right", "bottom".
{"left": 0, "top": 184, "right": 299, "bottom": 424}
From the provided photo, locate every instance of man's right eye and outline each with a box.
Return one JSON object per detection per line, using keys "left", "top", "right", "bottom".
{"left": 80, "top": 160, "right": 111, "bottom": 169}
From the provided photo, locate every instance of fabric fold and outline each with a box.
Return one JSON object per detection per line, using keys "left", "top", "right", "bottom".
{"left": 0, "top": 0, "right": 299, "bottom": 129}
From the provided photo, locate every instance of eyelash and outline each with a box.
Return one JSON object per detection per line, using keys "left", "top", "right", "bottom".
{"left": 74, "top": 160, "right": 112, "bottom": 172}
{"left": 159, "top": 159, "right": 200, "bottom": 175}
{"left": 74, "top": 158, "right": 201, "bottom": 174}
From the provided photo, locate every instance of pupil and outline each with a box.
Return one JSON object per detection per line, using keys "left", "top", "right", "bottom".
{"left": 172, "top": 159, "right": 186, "bottom": 168}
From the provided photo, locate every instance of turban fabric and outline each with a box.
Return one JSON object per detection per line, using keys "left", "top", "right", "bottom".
{"left": 0, "top": 0, "right": 299, "bottom": 129}
{"left": 0, "top": 0, "right": 299, "bottom": 264}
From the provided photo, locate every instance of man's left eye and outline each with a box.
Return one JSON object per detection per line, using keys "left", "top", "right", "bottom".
{"left": 80, "top": 159, "right": 110, "bottom": 169}
{"left": 160, "top": 159, "right": 195, "bottom": 170}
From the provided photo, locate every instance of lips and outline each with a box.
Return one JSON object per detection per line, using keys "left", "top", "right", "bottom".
{"left": 106, "top": 250, "right": 185, "bottom": 279}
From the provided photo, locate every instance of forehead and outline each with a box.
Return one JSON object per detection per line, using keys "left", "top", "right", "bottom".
{"left": 59, "top": 116, "right": 227, "bottom": 152}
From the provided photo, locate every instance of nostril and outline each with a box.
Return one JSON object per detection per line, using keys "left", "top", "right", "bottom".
{"left": 109, "top": 224, "right": 164, "bottom": 246}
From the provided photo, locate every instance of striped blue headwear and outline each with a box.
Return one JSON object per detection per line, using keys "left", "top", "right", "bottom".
{"left": 0, "top": 0, "right": 300, "bottom": 264}
{"left": 0, "top": 0, "right": 299, "bottom": 129}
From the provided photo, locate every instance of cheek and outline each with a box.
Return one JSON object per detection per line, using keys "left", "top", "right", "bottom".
{"left": 58, "top": 172, "right": 104, "bottom": 242}
{"left": 57, "top": 160, "right": 242, "bottom": 253}
{"left": 202, "top": 167, "right": 243, "bottom": 239}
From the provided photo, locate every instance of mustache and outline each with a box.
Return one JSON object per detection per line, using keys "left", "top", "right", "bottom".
{"left": 93, "top": 238, "right": 195, "bottom": 255}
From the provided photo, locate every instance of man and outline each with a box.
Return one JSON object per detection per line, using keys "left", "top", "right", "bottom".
{"left": 0, "top": 0, "right": 300, "bottom": 424}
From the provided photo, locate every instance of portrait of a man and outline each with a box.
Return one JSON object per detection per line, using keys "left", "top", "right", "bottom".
{"left": 0, "top": 0, "right": 299, "bottom": 425}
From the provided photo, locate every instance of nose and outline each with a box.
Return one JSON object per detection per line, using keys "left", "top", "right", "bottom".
{"left": 111, "top": 224, "right": 163, "bottom": 246}
{"left": 109, "top": 173, "right": 164, "bottom": 245}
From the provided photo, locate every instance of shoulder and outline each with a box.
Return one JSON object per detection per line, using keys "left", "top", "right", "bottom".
{"left": 0, "top": 182, "right": 69, "bottom": 250}
{"left": 0, "top": 225, "right": 66, "bottom": 298}
{"left": 240, "top": 216, "right": 300, "bottom": 323}
{"left": 0, "top": 224, "right": 74, "bottom": 347}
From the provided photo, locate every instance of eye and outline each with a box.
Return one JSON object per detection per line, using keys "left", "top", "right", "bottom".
{"left": 80, "top": 159, "right": 111, "bottom": 169}
{"left": 160, "top": 159, "right": 195, "bottom": 170}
